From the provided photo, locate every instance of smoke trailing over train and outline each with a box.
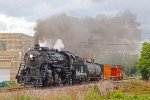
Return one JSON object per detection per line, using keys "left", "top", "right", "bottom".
{"left": 34, "top": 10, "right": 141, "bottom": 63}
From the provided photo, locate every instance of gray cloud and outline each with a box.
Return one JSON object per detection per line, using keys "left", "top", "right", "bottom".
{"left": 0, "top": 0, "right": 149, "bottom": 39}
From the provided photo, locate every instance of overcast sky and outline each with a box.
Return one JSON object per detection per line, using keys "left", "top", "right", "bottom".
{"left": 0, "top": 0, "right": 149, "bottom": 40}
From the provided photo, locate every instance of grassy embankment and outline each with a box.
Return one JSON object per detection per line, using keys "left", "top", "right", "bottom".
{"left": 0, "top": 80, "right": 150, "bottom": 100}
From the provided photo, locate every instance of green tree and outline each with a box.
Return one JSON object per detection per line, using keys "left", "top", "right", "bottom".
{"left": 137, "top": 42, "right": 150, "bottom": 80}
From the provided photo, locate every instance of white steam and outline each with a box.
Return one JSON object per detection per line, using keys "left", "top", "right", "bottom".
{"left": 53, "top": 39, "right": 64, "bottom": 51}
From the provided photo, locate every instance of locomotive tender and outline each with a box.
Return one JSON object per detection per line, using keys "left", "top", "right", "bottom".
{"left": 16, "top": 44, "right": 102, "bottom": 87}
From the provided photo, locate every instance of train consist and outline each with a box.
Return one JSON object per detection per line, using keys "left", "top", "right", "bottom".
{"left": 16, "top": 44, "right": 123, "bottom": 87}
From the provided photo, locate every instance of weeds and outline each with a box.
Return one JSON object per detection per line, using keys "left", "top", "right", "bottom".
{"left": 123, "top": 79, "right": 150, "bottom": 94}
{"left": 86, "top": 85, "right": 103, "bottom": 100}
{"left": 0, "top": 80, "right": 149, "bottom": 100}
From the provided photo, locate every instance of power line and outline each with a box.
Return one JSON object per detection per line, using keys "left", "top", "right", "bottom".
{"left": 80, "top": 42, "right": 141, "bottom": 45}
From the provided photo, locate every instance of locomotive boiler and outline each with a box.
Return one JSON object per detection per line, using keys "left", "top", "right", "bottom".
{"left": 16, "top": 44, "right": 103, "bottom": 87}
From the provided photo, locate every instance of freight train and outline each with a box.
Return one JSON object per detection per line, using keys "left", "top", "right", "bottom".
{"left": 16, "top": 44, "right": 123, "bottom": 87}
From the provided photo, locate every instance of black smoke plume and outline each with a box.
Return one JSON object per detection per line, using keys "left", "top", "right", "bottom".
{"left": 34, "top": 11, "right": 141, "bottom": 63}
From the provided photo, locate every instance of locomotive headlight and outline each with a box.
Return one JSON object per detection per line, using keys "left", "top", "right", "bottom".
{"left": 29, "top": 54, "right": 33, "bottom": 58}
{"left": 29, "top": 54, "right": 34, "bottom": 61}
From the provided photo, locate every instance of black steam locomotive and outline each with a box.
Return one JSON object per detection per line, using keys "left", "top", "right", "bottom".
{"left": 16, "top": 45, "right": 102, "bottom": 87}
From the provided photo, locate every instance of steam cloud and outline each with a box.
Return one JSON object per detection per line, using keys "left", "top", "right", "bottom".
{"left": 34, "top": 11, "right": 141, "bottom": 63}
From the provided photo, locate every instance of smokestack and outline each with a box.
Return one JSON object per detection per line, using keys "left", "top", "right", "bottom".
{"left": 34, "top": 32, "right": 39, "bottom": 44}
{"left": 34, "top": 31, "right": 40, "bottom": 50}
{"left": 34, "top": 44, "right": 40, "bottom": 50}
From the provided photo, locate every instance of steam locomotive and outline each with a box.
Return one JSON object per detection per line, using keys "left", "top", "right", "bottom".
{"left": 16, "top": 44, "right": 102, "bottom": 87}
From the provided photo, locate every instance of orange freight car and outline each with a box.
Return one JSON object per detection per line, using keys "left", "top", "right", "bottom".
{"left": 111, "top": 65, "right": 123, "bottom": 80}
{"left": 98, "top": 64, "right": 124, "bottom": 80}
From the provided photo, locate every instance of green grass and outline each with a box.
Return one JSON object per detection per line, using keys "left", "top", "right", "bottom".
{"left": 85, "top": 80, "right": 150, "bottom": 100}
{"left": 109, "top": 92, "right": 150, "bottom": 100}
{"left": 108, "top": 80, "right": 150, "bottom": 100}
